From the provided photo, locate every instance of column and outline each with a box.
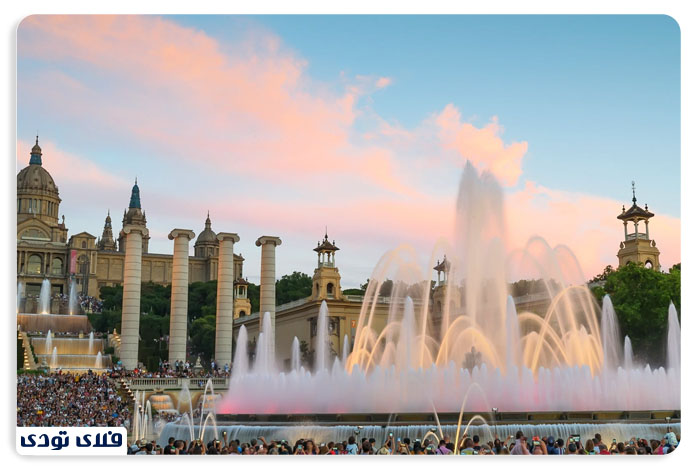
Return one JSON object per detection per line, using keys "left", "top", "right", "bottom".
{"left": 255, "top": 236, "right": 282, "bottom": 333}
{"left": 215, "top": 232, "right": 240, "bottom": 366}
{"left": 645, "top": 220, "right": 650, "bottom": 240}
{"left": 623, "top": 221, "right": 628, "bottom": 240}
{"left": 168, "top": 229, "right": 195, "bottom": 363}
{"left": 120, "top": 224, "right": 148, "bottom": 370}
{"left": 634, "top": 222, "right": 639, "bottom": 238}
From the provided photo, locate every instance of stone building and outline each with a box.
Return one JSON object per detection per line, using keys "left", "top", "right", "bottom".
{"left": 16, "top": 139, "right": 250, "bottom": 317}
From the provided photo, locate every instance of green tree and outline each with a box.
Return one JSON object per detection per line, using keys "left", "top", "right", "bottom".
{"left": 188, "top": 281, "right": 217, "bottom": 321}
{"left": 247, "top": 283, "right": 260, "bottom": 313}
{"left": 275, "top": 271, "right": 313, "bottom": 305}
{"left": 140, "top": 282, "right": 171, "bottom": 316}
{"left": 590, "top": 262, "right": 680, "bottom": 366}
{"left": 137, "top": 312, "right": 170, "bottom": 370}
{"left": 589, "top": 265, "right": 615, "bottom": 283}
{"left": 87, "top": 308, "right": 122, "bottom": 333}
{"left": 342, "top": 288, "right": 364, "bottom": 296}
{"left": 190, "top": 315, "right": 216, "bottom": 363}
{"left": 99, "top": 285, "right": 123, "bottom": 311}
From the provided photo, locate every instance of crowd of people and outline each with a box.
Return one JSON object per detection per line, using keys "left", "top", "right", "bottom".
{"left": 128, "top": 430, "right": 680, "bottom": 455}
{"left": 17, "top": 370, "right": 130, "bottom": 427}
{"left": 105, "top": 360, "right": 231, "bottom": 380}
{"left": 78, "top": 293, "right": 103, "bottom": 314}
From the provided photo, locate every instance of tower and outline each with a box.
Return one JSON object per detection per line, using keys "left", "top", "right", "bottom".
{"left": 97, "top": 210, "right": 117, "bottom": 251}
{"left": 118, "top": 179, "right": 150, "bottom": 253}
{"left": 617, "top": 182, "right": 661, "bottom": 270}
{"left": 310, "top": 231, "right": 343, "bottom": 301}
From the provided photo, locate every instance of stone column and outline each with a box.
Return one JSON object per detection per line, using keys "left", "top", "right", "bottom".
{"left": 255, "top": 236, "right": 282, "bottom": 333}
{"left": 215, "top": 233, "right": 240, "bottom": 366}
{"left": 168, "top": 229, "right": 195, "bottom": 363}
{"left": 120, "top": 224, "right": 149, "bottom": 370}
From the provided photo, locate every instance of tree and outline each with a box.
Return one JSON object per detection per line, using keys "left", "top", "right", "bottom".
{"left": 188, "top": 281, "right": 217, "bottom": 321}
{"left": 342, "top": 288, "right": 364, "bottom": 296}
{"left": 190, "top": 315, "right": 216, "bottom": 363}
{"left": 590, "top": 262, "right": 681, "bottom": 366}
{"left": 589, "top": 265, "right": 615, "bottom": 283}
{"left": 87, "top": 308, "right": 122, "bottom": 333}
{"left": 275, "top": 271, "right": 313, "bottom": 306}
{"left": 379, "top": 279, "right": 393, "bottom": 297}
{"left": 137, "top": 312, "right": 170, "bottom": 370}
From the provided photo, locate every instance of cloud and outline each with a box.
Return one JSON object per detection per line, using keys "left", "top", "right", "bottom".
{"left": 506, "top": 182, "right": 681, "bottom": 278}
{"left": 16, "top": 15, "right": 679, "bottom": 283}
{"left": 435, "top": 104, "right": 528, "bottom": 186}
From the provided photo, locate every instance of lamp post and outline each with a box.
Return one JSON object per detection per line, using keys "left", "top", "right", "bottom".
{"left": 666, "top": 416, "right": 671, "bottom": 432}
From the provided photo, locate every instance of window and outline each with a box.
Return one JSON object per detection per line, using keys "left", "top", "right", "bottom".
{"left": 27, "top": 255, "right": 42, "bottom": 275}
{"left": 327, "top": 282, "right": 334, "bottom": 297}
{"left": 82, "top": 241, "right": 87, "bottom": 249}
{"left": 51, "top": 258, "right": 63, "bottom": 275}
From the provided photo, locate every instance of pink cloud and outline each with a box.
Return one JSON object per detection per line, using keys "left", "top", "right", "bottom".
{"left": 16, "top": 139, "right": 127, "bottom": 190}
{"left": 506, "top": 182, "right": 681, "bottom": 278}
{"left": 435, "top": 104, "right": 528, "bottom": 186}
{"left": 376, "top": 77, "right": 392, "bottom": 89}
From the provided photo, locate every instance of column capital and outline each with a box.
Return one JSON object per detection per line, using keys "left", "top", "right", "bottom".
{"left": 168, "top": 229, "right": 196, "bottom": 241}
{"left": 217, "top": 232, "right": 240, "bottom": 243}
{"left": 121, "top": 224, "right": 149, "bottom": 236}
{"left": 255, "top": 235, "right": 282, "bottom": 247}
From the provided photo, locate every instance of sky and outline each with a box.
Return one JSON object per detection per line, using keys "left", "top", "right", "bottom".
{"left": 16, "top": 15, "right": 681, "bottom": 287}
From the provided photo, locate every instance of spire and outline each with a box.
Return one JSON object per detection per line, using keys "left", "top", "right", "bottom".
{"left": 99, "top": 209, "right": 116, "bottom": 251}
{"left": 205, "top": 211, "right": 211, "bottom": 229}
{"left": 631, "top": 180, "right": 636, "bottom": 204}
{"left": 29, "top": 134, "right": 42, "bottom": 165}
{"left": 128, "top": 178, "right": 141, "bottom": 209}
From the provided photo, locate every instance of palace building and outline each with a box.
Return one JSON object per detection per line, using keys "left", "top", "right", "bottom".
{"left": 16, "top": 138, "right": 251, "bottom": 317}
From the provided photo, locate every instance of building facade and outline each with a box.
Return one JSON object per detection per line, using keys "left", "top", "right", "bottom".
{"left": 16, "top": 140, "right": 249, "bottom": 315}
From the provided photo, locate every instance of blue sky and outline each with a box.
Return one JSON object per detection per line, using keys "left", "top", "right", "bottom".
{"left": 171, "top": 14, "right": 681, "bottom": 213}
{"left": 17, "top": 15, "right": 681, "bottom": 286}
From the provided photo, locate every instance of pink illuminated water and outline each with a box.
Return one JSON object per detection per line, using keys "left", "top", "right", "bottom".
{"left": 218, "top": 163, "right": 680, "bottom": 414}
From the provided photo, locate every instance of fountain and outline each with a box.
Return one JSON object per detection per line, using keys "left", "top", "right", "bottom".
{"left": 158, "top": 163, "right": 679, "bottom": 444}
{"left": 291, "top": 336, "right": 301, "bottom": 372}
{"left": 88, "top": 331, "right": 94, "bottom": 354}
{"left": 315, "top": 301, "right": 329, "bottom": 372}
{"left": 50, "top": 347, "right": 58, "bottom": 368}
{"left": 213, "top": 164, "right": 679, "bottom": 415}
{"left": 44, "top": 330, "right": 52, "bottom": 355}
{"left": 68, "top": 278, "right": 78, "bottom": 315}
{"left": 17, "top": 282, "right": 24, "bottom": 314}
{"left": 39, "top": 278, "right": 51, "bottom": 314}
{"left": 624, "top": 336, "right": 634, "bottom": 370}
{"left": 94, "top": 351, "right": 103, "bottom": 368}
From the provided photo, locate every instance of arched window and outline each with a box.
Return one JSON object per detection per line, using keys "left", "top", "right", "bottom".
{"left": 81, "top": 241, "right": 87, "bottom": 249}
{"left": 239, "top": 310, "right": 246, "bottom": 317}
{"left": 27, "top": 255, "right": 42, "bottom": 275}
{"left": 327, "top": 282, "right": 334, "bottom": 297}
{"left": 645, "top": 260, "right": 654, "bottom": 269}
{"left": 51, "top": 258, "right": 63, "bottom": 275}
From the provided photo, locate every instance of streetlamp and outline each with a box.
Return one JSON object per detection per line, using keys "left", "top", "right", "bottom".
{"left": 666, "top": 416, "right": 671, "bottom": 432}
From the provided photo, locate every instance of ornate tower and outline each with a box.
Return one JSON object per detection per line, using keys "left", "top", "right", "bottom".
{"left": 310, "top": 231, "right": 343, "bottom": 301}
{"left": 16, "top": 136, "right": 62, "bottom": 228}
{"left": 194, "top": 212, "right": 218, "bottom": 258}
{"left": 617, "top": 182, "right": 661, "bottom": 270}
{"left": 118, "top": 179, "right": 150, "bottom": 253}
{"left": 97, "top": 210, "right": 117, "bottom": 251}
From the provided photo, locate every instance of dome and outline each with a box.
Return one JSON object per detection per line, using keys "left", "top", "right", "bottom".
{"left": 195, "top": 212, "right": 217, "bottom": 245}
{"left": 17, "top": 164, "right": 59, "bottom": 195}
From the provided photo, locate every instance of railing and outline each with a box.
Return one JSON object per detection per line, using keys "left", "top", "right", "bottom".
{"left": 513, "top": 292, "right": 551, "bottom": 305}
{"left": 626, "top": 233, "right": 648, "bottom": 241}
{"left": 126, "top": 377, "right": 229, "bottom": 391}
{"left": 276, "top": 297, "right": 310, "bottom": 312}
